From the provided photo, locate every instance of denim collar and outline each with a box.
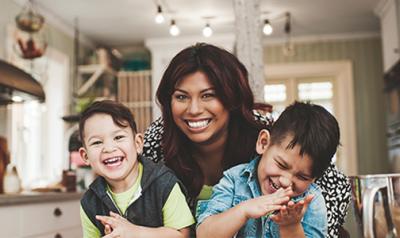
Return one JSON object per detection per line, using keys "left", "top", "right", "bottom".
{"left": 240, "top": 155, "right": 261, "bottom": 183}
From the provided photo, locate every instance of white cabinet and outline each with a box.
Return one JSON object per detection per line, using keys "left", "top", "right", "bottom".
{"left": 0, "top": 199, "right": 82, "bottom": 238}
{"left": 375, "top": 0, "right": 400, "bottom": 72}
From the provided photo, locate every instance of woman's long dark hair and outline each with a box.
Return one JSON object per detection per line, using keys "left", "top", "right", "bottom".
{"left": 156, "top": 43, "right": 270, "bottom": 197}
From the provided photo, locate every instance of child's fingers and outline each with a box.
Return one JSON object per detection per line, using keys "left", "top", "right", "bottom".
{"left": 96, "top": 215, "right": 117, "bottom": 228}
{"left": 280, "top": 205, "right": 288, "bottom": 216}
{"left": 109, "top": 211, "right": 123, "bottom": 219}
{"left": 104, "top": 224, "right": 112, "bottom": 235}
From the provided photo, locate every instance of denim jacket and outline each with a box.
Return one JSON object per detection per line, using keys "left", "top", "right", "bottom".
{"left": 196, "top": 157, "right": 327, "bottom": 238}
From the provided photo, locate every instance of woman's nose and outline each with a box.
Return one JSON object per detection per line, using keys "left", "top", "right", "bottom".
{"left": 188, "top": 98, "right": 203, "bottom": 114}
{"left": 279, "top": 176, "right": 293, "bottom": 189}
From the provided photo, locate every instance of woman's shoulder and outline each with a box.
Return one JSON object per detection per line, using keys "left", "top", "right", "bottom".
{"left": 315, "top": 163, "right": 350, "bottom": 189}
{"left": 143, "top": 117, "right": 164, "bottom": 163}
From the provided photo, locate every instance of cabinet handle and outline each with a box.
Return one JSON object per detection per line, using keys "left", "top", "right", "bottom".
{"left": 54, "top": 233, "right": 62, "bottom": 238}
{"left": 53, "top": 207, "right": 62, "bottom": 217}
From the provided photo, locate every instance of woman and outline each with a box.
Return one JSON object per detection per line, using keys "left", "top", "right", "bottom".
{"left": 143, "top": 43, "right": 351, "bottom": 237}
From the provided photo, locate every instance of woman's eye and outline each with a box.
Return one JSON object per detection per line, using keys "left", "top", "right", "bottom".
{"left": 202, "top": 93, "right": 215, "bottom": 99}
{"left": 174, "top": 94, "right": 187, "bottom": 101}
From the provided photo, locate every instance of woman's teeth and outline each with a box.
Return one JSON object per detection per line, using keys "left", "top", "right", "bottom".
{"left": 187, "top": 120, "right": 209, "bottom": 128}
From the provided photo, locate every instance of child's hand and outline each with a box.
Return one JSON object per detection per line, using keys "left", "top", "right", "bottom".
{"left": 240, "top": 187, "right": 293, "bottom": 219}
{"left": 270, "top": 194, "right": 314, "bottom": 227}
{"left": 96, "top": 211, "right": 138, "bottom": 238}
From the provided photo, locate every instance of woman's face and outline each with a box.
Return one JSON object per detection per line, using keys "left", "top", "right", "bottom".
{"left": 171, "top": 71, "right": 230, "bottom": 146}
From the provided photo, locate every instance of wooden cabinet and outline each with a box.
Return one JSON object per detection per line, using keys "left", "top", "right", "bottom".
{"left": 376, "top": 0, "right": 400, "bottom": 72}
{"left": 0, "top": 198, "right": 82, "bottom": 238}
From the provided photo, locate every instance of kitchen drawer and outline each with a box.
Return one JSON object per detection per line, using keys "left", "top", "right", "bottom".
{"left": 0, "top": 205, "right": 21, "bottom": 238}
{"left": 20, "top": 200, "right": 81, "bottom": 237}
{"left": 26, "top": 226, "right": 82, "bottom": 238}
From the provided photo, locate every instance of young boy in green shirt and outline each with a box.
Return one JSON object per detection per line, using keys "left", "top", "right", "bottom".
{"left": 78, "top": 100, "right": 194, "bottom": 237}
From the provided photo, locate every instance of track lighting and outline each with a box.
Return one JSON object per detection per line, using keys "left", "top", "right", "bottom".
{"left": 262, "top": 19, "right": 273, "bottom": 35}
{"left": 155, "top": 5, "right": 165, "bottom": 24}
{"left": 202, "top": 23, "right": 213, "bottom": 37}
{"left": 169, "top": 19, "right": 180, "bottom": 36}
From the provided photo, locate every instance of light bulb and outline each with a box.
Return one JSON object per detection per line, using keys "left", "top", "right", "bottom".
{"left": 169, "top": 20, "right": 180, "bottom": 36}
{"left": 155, "top": 6, "right": 164, "bottom": 24}
{"left": 202, "top": 23, "right": 213, "bottom": 37}
{"left": 155, "top": 13, "right": 164, "bottom": 24}
{"left": 12, "top": 95, "right": 23, "bottom": 102}
{"left": 263, "top": 19, "right": 273, "bottom": 35}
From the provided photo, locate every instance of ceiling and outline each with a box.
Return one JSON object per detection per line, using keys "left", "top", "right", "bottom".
{"left": 33, "top": 0, "right": 381, "bottom": 47}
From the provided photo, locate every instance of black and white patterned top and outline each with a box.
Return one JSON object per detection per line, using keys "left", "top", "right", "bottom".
{"left": 143, "top": 115, "right": 351, "bottom": 238}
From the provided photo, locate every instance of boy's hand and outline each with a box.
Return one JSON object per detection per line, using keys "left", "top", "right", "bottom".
{"left": 240, "top": 187, "right": 293, "bottom": 219}
{"left": 270, "top": 194, "right": 314, "bottom": 227}
{"left": 96, "top": 211, "right": 138, "bottom": 238}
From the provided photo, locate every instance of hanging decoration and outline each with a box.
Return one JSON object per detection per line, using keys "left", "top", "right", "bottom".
{"left": 14, "top": 0, "right": 47, "bottom": 60}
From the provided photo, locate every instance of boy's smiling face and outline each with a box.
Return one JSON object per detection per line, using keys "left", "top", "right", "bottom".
{"left": 256, "top": 130, "right": 315, "bottom": 197}
{"left": 79, "top": 113, "right": 143, "bottom": 190}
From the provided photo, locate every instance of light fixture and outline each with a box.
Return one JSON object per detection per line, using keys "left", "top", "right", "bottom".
{"left": 262, "top": 19, "right": 273, "bottom": 35}
{"left": 282, "top": 12, "right": 295, "bottom": 56}
{"left": 154, "top": 5, "right": 164, "bottom": 24}
{"left": 169, "top": 19, "right": 180, "bottom": 36}
{"left": 202, "top": 23, "right": 213, "bottom": 37}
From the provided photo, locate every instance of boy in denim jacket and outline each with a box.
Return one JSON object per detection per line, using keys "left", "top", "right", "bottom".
{"left": 196, "top": 101, "right": 340, "bottom": 238}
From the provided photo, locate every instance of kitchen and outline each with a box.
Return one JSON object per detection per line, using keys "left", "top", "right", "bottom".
{"left": 0, "top": 0, "right": 398, "bottom": 237}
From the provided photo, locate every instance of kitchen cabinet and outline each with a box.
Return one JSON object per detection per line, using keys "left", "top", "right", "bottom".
{"left": 375, "top": 0, "right": 400, "bottom": 72}
{"left": 0, "top": 194, "right": 82, "bottom": 238}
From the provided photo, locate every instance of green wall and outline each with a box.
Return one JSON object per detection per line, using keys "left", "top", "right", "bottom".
{"left": 264, "top": 37, "right": 389, "bottom": 174}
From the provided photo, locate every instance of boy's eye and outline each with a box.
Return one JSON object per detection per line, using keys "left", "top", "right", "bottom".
{"left": 115, "top": 135, "right": 125, "bottom": 140}
{"left": 90, "top": 141, "right": 102, "bottom": 146}
{"left": 297, "top": 175, "right": 311, "bottom": 181}
{"left": 276, "top": 161, "right": 287, "bottom": 169}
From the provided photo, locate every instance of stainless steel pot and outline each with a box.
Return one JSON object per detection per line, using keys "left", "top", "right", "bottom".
{"left": 350, "top": 174, "right": 400, "bottom": 238}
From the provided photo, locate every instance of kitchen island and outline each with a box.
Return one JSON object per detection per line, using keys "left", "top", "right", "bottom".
{"left": 0, "top": 191, "right": 82, "bottom": 206}
{"left": 0, "top": 192, "right": 83, "bottom": 238}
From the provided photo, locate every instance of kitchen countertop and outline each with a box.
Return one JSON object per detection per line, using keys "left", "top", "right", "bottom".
{"left": 0, "top": 192, "right": 82, "bottom": 206}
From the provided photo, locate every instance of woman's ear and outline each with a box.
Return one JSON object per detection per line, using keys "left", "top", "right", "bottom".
{"left": 134, "top": 133, "right": 144, "bottom": 154}
{"left": 79, "top": 147, "right": 90, "bottom": 165}
{"left": 256, "top": 129, "right": 270, "bottom": 154}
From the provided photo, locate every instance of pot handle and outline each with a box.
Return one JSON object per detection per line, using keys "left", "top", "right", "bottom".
{"left": 363, "top": 185, "right": 397, "bottom": 238}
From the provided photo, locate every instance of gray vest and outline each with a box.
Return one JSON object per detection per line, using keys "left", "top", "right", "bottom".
{"left": 81, "top": 156, "right": 183, "bottom": 236}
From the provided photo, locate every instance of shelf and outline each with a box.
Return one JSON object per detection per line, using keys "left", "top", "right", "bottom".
{"left": 76, "top": 64, "right": 116, "bottom": 97}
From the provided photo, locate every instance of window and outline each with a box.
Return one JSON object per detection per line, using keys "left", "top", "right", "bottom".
{"left": 265, "top": 76, "right": 337, "bottom": 162}
{"left": 9, "top": 48, "right": 69, "bottom": 189}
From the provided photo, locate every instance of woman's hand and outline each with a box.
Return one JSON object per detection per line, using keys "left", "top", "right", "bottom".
{"left": 240, "top": 187, "right": 292, "bottom": 219}
{"left": 270, "top": 194, "right": 314, "bottom": 226}
{"left": 96, "top": 211, "right": 138, "bottom": 238}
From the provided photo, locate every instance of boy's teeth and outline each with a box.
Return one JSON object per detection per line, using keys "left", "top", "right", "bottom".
{"left": 271, "top": 179, "right": 280, "bottom": 190}
{"left": 104, "top": 157, "right": 121, "bottom": 164}
{"left": 188, "top": 120, "right": 209, "bottom": 128}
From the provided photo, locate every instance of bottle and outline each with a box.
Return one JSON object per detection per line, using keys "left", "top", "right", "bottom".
{"left": 3, "top": 165, "right": 21, "bottom": 194}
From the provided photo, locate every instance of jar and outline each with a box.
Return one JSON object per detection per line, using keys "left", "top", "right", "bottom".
{"left": 3, "top": 165, "right": 21, "bottom": 194}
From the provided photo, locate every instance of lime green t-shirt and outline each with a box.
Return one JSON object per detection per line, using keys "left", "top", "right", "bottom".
{"left": 198, "top": 184, "right": 213, "bottom": 200}
{"left": 80, "top": 163, "right": 195, "bottom": 238}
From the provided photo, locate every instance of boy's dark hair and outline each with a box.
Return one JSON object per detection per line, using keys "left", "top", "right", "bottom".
{"left": 270, "top": 101, "right": 340, "bottom": 178}
{"left": 79, "top": 100, "right": 137, "bottom": 146}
